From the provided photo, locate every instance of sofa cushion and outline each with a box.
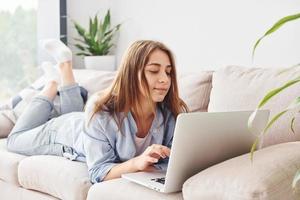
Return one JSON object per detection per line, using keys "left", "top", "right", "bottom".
{"left": 183, "top": 142, "right": 300, "bottom": 200}
{"left": 73, "top": 69, "right": 116, "bottom": 98}
{"left": 208, "top": 65, "right": 300, "bottom": 147}
{"left": 179, "top": 71, "right": 213, "bottom": 112}
{"left": 0, "top": 139, "right": 26, "bottom": 185}
{"left": 0, "top": 179, "right": 58, "bottom": 200}
{"left": 87, "top": 178, "right": 183, "bottom": 200}
{"left": 18, "top": 155, "right": 92, "bottom": 200}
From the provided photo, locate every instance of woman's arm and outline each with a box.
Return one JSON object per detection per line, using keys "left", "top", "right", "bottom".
{"left": 104, "top": 144, "right": 170, "bottom": 181}
{"left": 83, "top": 113, "right": 120, "bottom": 183}
{"left": 103, "top": 158, "right": 138, "bottom": 181}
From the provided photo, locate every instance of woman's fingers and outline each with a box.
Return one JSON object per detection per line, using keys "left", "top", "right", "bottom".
{"left": 146, "top": 144, "right": 171, "bottom": 159}
{"left": 162, "top": 146, "right": 171, "bottom": 157}
{"left": 147, "top": 146, "right": 166, "bottom": 158}
{"left": 146, "top": 156, "right": 159, "bottom": 163}
{"left": 154, "top": 144, "right": 170, "bottom": 157}
{"left": 149, "top": 152, "right": 161, "bottom": 159}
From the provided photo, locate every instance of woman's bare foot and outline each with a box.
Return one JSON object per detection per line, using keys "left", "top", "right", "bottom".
{"left": 58, "top": 61, "right": 76, "bottom": 86}
{"left": 39, "top": 81, "right": 58, "bottom": 101}
{"left": 41, "top": 61, "right": 61, "bottom": 85}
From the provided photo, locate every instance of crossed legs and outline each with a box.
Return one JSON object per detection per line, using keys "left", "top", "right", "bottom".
{"left": 7, "top": 39, "right": 83, "bottom": 156}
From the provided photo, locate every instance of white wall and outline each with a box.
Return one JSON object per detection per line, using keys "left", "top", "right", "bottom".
{"left": 37, "top": 0, "right": 60, "bottom": 64}
{"left": 67, "top": 0, "right": 300, "bottom": 74}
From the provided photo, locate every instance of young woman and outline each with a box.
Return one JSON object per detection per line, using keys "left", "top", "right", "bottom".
{"left": 7, "top": 39, "right": 188, "bottom": 183}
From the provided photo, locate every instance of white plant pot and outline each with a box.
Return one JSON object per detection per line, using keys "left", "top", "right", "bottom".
{"left": 84, "top": 55, "right": 116, "bottom": 71}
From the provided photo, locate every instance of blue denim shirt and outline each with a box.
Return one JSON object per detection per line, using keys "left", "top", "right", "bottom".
{"left": 74, "top": 105, "right": 175, "bottom": 183}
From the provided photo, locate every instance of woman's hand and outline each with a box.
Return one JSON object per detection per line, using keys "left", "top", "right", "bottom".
{"left": 132, "top": 144, "right": 171, "bottom": 171}
{"left": 103, "top": 144, "right": 170, "bottom": 181}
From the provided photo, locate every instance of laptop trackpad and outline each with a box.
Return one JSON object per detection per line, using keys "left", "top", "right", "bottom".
{"left": 122, "top": 171, "right": 166, "bottom": 188}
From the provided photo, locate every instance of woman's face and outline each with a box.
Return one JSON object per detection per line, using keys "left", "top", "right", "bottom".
{"left": 141, "top": 49, "right": 172, "bottom": 103}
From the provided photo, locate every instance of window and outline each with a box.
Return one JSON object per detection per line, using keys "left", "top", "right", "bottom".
{"left": 0, "top": 1, "right": 38, "bottom": 102}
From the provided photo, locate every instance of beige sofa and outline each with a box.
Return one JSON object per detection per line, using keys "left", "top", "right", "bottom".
{"left": 1, "top": 66, "right": 300, "bottom": 200}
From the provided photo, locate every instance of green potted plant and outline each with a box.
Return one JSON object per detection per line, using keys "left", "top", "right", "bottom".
{"left": 248, "top": 12, "right": 300, "bottom": 188}
{"left": 72, "top": 10, "right": 121, "bottom": 70}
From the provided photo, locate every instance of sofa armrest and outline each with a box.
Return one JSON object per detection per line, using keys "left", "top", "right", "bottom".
{"left": 183, "top": 142, "right": 300, "bottom": 200}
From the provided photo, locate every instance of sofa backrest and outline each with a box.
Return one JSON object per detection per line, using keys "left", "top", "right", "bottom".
{"left": 72, "top": 69, "right": 116, "bottom": 98}
{"left": 76, "top": 70, "right": 214, "bottom": 113}
{"left": 208, "top": 65, "right": 300, "bottom": 148}
{"left": 178, "top": 71, "right": 213, "bottom": 112}
{"left": 0, "top": 68, "right": 212, "bottom": 139}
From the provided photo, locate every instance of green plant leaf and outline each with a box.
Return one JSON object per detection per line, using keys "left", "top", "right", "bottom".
{"left": 292, "top": 170, "right": 300, "bottom": 189}
{"left": 248, "top": 109, "right": 259, "bottom": 133}
{"left": 286, "top": 96, "right": 300, "bottom": 134}
{"left": 88, "top": 15, "right": 98, "bottom": 39}
{"left": 74, "top": 22, "right": 86, "bottom": 37}
{"left": 287, "top": 96, "right": 300, "bottom": 110}
{"left": 96, "top": 42, "right": 111, "bottom": 56}
{"left": 102, "top": 10, "right": 111, "bottom": 33}
{"left": 104, "top": 24, "right": 121, "bottom": 37}
{"left": 257, "top": 77, "right": 300, "bottom": 108}
{"left": 250, "top": 137, "right": 259, "bottom": 162}
{"left": 252, "top": 12, "right": 300, "bottom": 60}
{"left": 249, "top": 95, "right": 300, "bottom": 159}
{"left": 89, "top": 17, "right": 92, "bottom": 33}
{"left": 263, "top": 110, "right": 288, "bottom": 134}
{"left": 73, "top": 38, "right": 85, "bottom": 44}
{"left": 290, "top": 116, "right": 296, "bottom": 134}
{"left": 83, "top": 34, "right": 98, "bottom": 53}
{"left": 99, "top": 24, "right": 121, "bottom": 53}
{"left": 76, "top": 52, "right": 91, "bottom": 56}
{"left": 104, "top": 43, "right": 114, "bottom": 55}
{"left": 250, "top": 110, "right": 287, "bottom": 160}
{"left": 92, "top": 14, "right": 98, "bottom": 38}
{"left": 277, "top": 63, "right": 300, "bottom": 75}
{"left": 97, "top": 21, "right": 105, "bottom": 43}
{"left": 102, "top": 33, "right": 114, "bottom": 45}
{"left": 74, "top": 44, "right": 86, "bottom": 51}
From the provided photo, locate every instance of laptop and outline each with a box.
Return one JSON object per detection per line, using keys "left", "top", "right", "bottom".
{"left": 122, "top": 110, "right": 270, "bottom": 193}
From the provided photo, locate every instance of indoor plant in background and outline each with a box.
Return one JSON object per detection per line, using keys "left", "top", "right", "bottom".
{"left": 248, "top": 12, "right": 300, "bottom": 188}
{"left": 72, "top": 10, "right": 121, "bottom": 71}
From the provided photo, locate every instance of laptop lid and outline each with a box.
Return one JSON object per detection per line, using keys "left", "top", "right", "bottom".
{"left": 163, "top": 110, "right": 269, "bottom": 193}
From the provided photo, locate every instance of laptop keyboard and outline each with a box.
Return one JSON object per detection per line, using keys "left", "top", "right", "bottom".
{"left": 151, "top": 177, "right": 165, "bottom": 184}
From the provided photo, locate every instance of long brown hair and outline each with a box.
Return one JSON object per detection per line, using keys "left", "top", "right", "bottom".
{"left": 88, "top": 40, "right": 188, "bottom": 129}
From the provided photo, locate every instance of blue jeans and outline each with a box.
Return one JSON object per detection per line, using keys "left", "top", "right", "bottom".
{"left": 7, "top": 84, "right": 85, "bottom": 158}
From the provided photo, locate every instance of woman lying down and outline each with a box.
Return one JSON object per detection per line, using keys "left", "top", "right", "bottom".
{"left": 7, "top": 39, "right": 188, "bottom": 183}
